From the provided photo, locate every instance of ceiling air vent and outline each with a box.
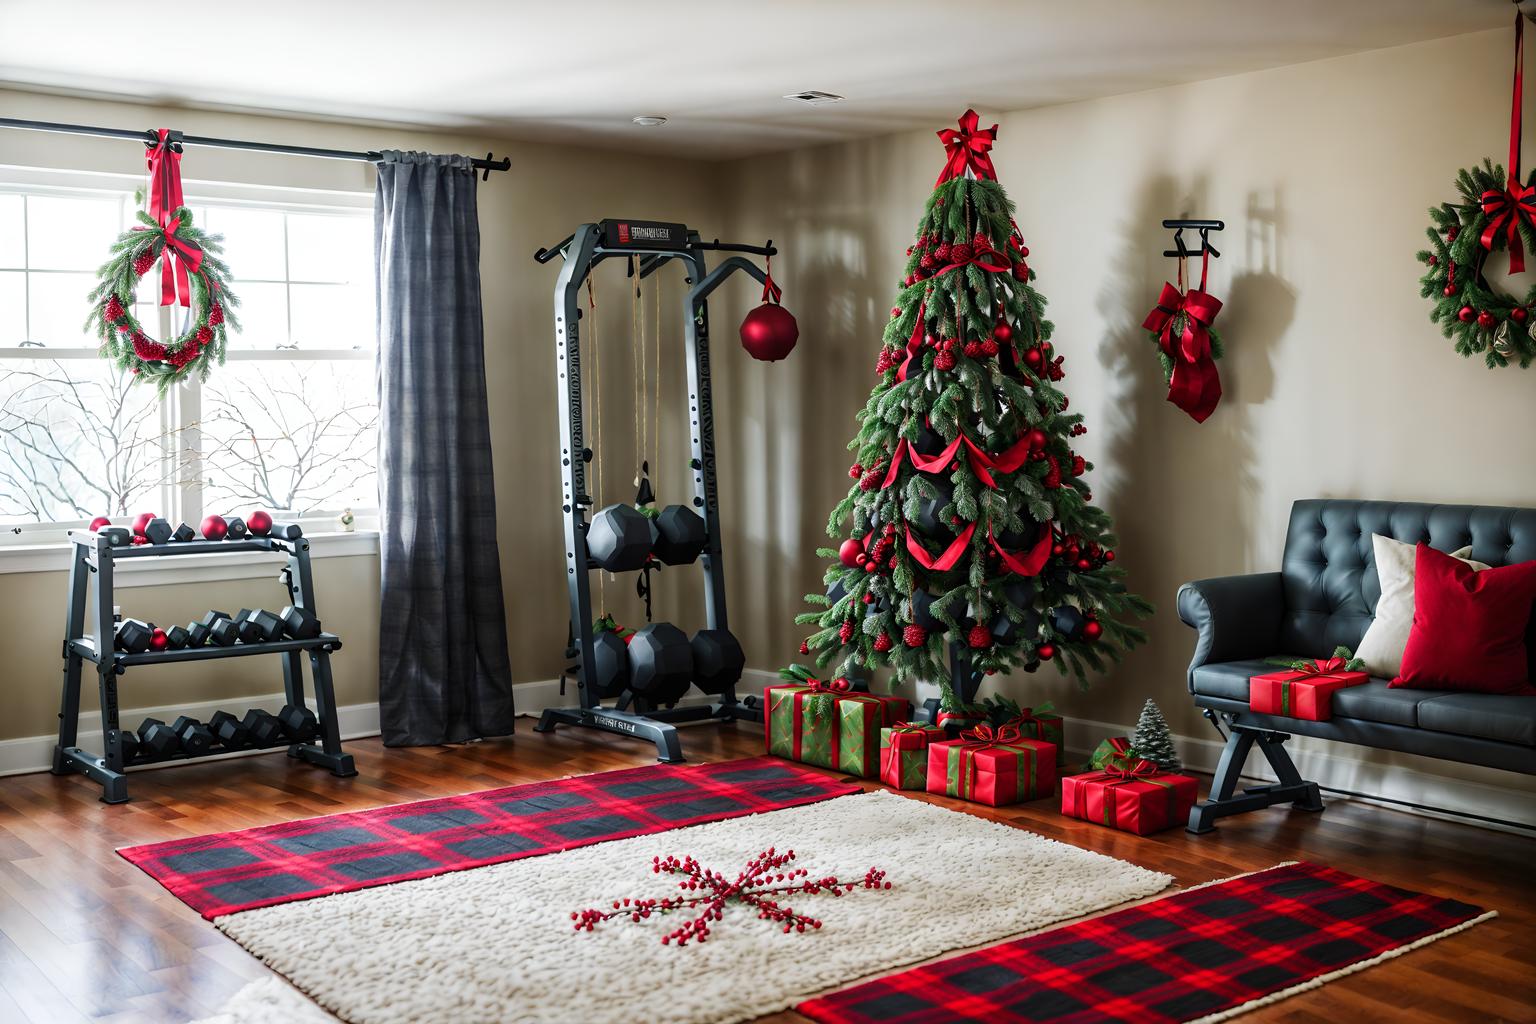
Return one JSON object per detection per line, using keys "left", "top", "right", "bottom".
{"left": 784, "top": 91, "right": 844, "bottom": 106}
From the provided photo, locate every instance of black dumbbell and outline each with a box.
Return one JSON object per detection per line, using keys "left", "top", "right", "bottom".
{"left": 171, "top": 716, "right": 213, "bottom": 757}
{"left": 270, "top": 522, "right": 303, "bottom": 540}
{"left": 111, "top": 728, "right": 140, "bottom": 762}
{"left": 586, "top": 630, "right": 630, "bottom": 698}
{"left": 278, "top": 604, "right": 321, "bottom": 640}
{"left": 185, "top": 620, "right": 210, "bottom": 647}
{"left": 241, "top": 709, "right": 284, "bottom": 746}
{"left": 114, "top": 619, "right": 153, "bottom": 654}
{"left": 172, "top": 522, "right": 195, "bottom": 542}
{"left": 690, "top": 628, "right": 745, "bottom": 695}
{"left": 209, "top": 710, "right": 250, "bottom": 749}
{"left": 98, "top": 526, "right": 132, "bottom": 547}
{"left": 143, "top": 517, "right": 173, "bottom": 545}
{"left": 225, "top": 516, "right": 248, "bottom": 539}
{"left": 586, "top": 504, "right": 652, "bottom": 571}
{"left": 242, "top": 608, "right": 284, "bottom": 642}
{"left": 654, "top": 505, "right": 707, "bottom": 565}
{"left": 138, "top": 718, "right": 180, "bottom": 757}
{"left": 209, "top": 618, "right": 241, "bottom": 647}
{"left": 164, "top": 624, "right": 190, "bottom": 650}
{"left": 232, "top": 608, "right": 264, "bottom": 644}
{"left": 627, "top": 623, "right": 693, "bottom": 705}
{"left": 278, "top": 704, "right": 319, "bottom": 743}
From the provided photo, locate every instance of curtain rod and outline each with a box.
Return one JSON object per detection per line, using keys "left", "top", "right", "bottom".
{"left": 0, "top": 117, "right": 511, "bottom": 179}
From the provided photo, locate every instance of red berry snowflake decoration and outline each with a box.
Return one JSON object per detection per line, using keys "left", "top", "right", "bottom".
{"left": 571, "top": 847, "right": 891, "bottom": 946}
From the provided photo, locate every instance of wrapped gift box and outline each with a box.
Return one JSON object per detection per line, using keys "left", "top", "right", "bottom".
{"left": 1007, "top": 704, "right": 1066, "bottom": 766}
{"left": 1061, "top": 762, "right": 1200, "bottom": 836}
{"left": 1085, "top": 736, "right": 1135, "bottom": 772}
{"left": 879, "top": 723, "right": 946, "bottom": 790}
{"left": 765, "top": 681, "right": 909, "bottom": 778}
{"left": 936, "top": 708, "right": 988, "bottom": 734}
{"left": 925, "top": 725, "right": 1057, "bottom": 806}
{"left": 1248, "top": 660, "right": 1368, "bottom": 721}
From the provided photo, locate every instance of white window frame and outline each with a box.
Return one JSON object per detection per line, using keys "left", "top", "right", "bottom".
{"left": 0, "top": 166, "right": 380, "bottom": 578}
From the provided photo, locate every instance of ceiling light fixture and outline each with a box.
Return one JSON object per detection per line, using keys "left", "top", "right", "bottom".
{"left": 632, "top": 115, "right": 668, "bottom": 127}
{"left": 784, "top": 91, "right": 844, "bottom": 106}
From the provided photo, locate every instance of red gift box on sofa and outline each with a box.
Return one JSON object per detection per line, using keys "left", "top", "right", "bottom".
{"left": 1249, "top": 656, "right": 1368, "bottom": 721}
{"left": 926, "top": 723, "right": 1057, "bottom": 806}
{"left": 1061, "top": 760, "right": 1200, "bottom": 835}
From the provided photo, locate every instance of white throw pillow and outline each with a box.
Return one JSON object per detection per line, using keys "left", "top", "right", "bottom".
{"left": 1355, "top": 534, "right": 1489, "bottom": 678}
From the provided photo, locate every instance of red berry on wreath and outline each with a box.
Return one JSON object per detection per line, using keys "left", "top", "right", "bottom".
{"left": 1477, "top": 310, "right": 1497, "bottom": 329}
{"left": 1442, "top": 284, "right": 1457, "bottom": 297}
{"left": 1513, "top": 307, "right": 1530, "bottom": 324}
{"left": 890, "top": 307, "right": 901, "bottom": 319}
{"left": 1082, "top": 620, "right": 1103, "bottom": 641}
{"left": 902, "top": 624, "right": 927, "bottom": 648}
{"left": 934, "top": 242, "right": 951, "bottom": 261}
{"left": 848, "top": 464, "right": 863, "bottom": 480}
{"left": 1036, "top": 643, "right": 1056, "bottom": 660}
{"left": 208, "top": 303, "right": 224, "bottom": 326}
{"left": 967, "top": 623, "right": 992, "bottom": 649}
{"left": 196, "top": 324, "right": 213, "bottom": 344}
{"left": 799, "top": 640, "right": 810, "bottom": 655}
{"left": 132, "top": 249, "right": 156, "bottom": 276}
{"left": 838, "top": 621, "right": 855, "bottom": 644}
{"left": 839, "top": 538, "right": 865, "bottom": 567}
{"left": 103, "top": 295, "right": 124, "bottom": 322}
{"left": 873, "top": 632, "right": 893, "bottom": 652}
{"left": 1458, "top": 306, "right": 1476, "bottom": 323}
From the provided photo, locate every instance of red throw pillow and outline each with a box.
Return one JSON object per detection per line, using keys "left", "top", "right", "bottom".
{"left": 1392, "top": 543, "right": 1536, "bottom": 694}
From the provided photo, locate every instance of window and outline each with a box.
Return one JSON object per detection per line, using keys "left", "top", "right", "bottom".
{"left": 0, "top": 173, "right": 377, "bottom": 547}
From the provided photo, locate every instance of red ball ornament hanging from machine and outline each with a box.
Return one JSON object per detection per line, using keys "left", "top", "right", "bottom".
{"left": 739, "top": 260, "right": 799, "bottom": 361}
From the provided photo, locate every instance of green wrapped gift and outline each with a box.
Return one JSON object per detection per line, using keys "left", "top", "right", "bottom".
{"left": 1006, "top": 702, "right": 1065, "bottom": 766}
{"left": 1084, "top": 736, "right": 1136, "bottom": 773}
{"left": 879, "top": 723, "right": 945, "bottom": 790}
{"left": 764, "top": 674, "right": 909, "bottom": 777}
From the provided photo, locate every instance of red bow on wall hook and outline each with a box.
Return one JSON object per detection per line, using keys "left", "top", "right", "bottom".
{"left": 1142, "top": 236, "right": 1224, "bottom": 423}
{"left": 1480, "top": 12, "right": 1536, "bottom": 273}
{"left": 144, "top": 129, "right": 202, "bottom": 307}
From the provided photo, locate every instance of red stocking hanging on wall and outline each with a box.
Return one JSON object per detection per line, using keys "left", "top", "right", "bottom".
{"left": 1142, "top": 246, "right": 1224, "bottom": 423}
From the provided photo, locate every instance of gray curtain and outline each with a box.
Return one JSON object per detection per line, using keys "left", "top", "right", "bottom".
{"left": 374, "top": 150, "right": 514, "bottom": 746}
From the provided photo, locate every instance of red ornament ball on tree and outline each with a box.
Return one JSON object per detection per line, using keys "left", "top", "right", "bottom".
{"left": 739, "top": 304, "right": 799, "bottom": 361}
{"left": 88, "top": 516, "right": 112, "bottom": 532}
{"left": 992, "top": 322, "right": 1012, "bottom": 344}
{"left": 1513, "top": 307, "right": 1530, "bottom": 324}
{"left": 246, "top": 509, "right": 273, "bottom": 536}
{"left": 838, "top": 538, "right": 865, "bottom": 567}
{"left": 1036, "top": 643, "right": 1057, "bottom": 660}
{"left": 873, "top": 632, "right": 893, "bottom": 652}
{"left": 1477, "top": 310, "right": 1497, "bottom": 329}
{"left": 967, "top": 623, "right": 992, "bottom": 649}
{"left": 200, "top": 514, "right": 229, "bottom": 541}
{"left": 902, "top": 624, "right": 927, "bottom": 647}
{"left": 1082, "top": 620, "right": 1103, "bottom": 641}
{"left": 1442, "top": 284, "right": 1457, "bottom": 297}
{"left": 1457, "top": 306, "right": 1476, "bottom": 323}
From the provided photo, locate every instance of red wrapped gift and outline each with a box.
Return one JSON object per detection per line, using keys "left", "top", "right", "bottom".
{"left": 1249, "top": 656, "right": 1368, "bottom": 721}
{"left": 926, "top": 723, "right": 1058, "bottom": 806}
{"left": 1061, "top": 759, "right": 1200, "bottom": 835}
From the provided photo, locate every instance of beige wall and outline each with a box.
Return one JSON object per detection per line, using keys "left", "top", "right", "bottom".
{"left": 0, "top": 89, "right": 720, "bottom": 739}
{"left": 715, "top": 29, "right": 1536, "bottom": 793}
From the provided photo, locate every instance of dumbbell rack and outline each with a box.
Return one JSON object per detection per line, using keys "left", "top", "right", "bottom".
{"left": 531, "top": 220, "right": 769, "bottom": 762}
{"left": 52, "top": 529, "right": 356, "bottom": 803}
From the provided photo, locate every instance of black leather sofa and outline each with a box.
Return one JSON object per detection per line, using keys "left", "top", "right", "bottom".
{"left": 1177, "top": 499, "right": 1536, "bottom": 832}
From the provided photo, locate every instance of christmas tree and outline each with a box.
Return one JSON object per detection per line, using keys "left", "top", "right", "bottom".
{"left": 795, "top": 110, "right": 1150, "bottom": 710}
{"left": 1131, "top": 699, "right": 1180, "bottom": 771}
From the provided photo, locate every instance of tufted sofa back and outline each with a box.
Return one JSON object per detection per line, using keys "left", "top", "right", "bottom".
{"left": 1279, "top": 499, "right": 1536, "bottom": 661}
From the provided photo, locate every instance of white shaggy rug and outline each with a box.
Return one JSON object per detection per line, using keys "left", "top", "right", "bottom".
{"left": 209, "top": 790, "right": 1170, "bottom": 1024}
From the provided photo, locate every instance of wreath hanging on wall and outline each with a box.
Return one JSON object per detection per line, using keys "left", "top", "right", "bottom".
{"left": 1417, "top": 14, "right": 1536, "bottom": 370}
{"left": 86, "top": 129, "right": 240, "bottom": 391}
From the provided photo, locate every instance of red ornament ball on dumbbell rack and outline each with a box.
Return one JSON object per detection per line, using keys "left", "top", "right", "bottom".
{"left": 246, "top": 509, "right": 273, "bottom": 536}
{"left": 88, "top": 516, "right": 111, "bottom": 532}
{"left": 199, "top": 514, "right": 229, "bottom": 541}
{"left": 132, "top": 512, "right": 156, "bottom": 537}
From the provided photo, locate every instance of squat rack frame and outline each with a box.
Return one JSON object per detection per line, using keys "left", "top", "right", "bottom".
{"left": 532, "top": 222, "right": 770, "bottom": 762}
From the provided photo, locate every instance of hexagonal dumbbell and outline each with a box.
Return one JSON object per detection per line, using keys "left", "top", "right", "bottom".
{"left": 172, "top": 522, "right": 196, "bottom": 542}
{"left": 278, "top": 704, "right": 319, "bottom": 743}
{"left": 627, "top": 622, "right": 693, "bottom": 705}
{"left": 171, "top": 716, "right": 213, "bottom": 757}
{"left": 143, "top": 517, "right": 174, "bottom": 545}
{"left": 164, "top": 625, "right": 190, "bottom": 650}
{"left": 209, "top": 710, "right": 250, "bottom": 749}
{"left": 586, "top": 630, "right": 630, "bottom": 699}
{"left": 241, "top": 608, "right": 284, "bottom": 642}
{"left": 279, "top": 605, "right": 321, "bottom": 640}
{"left": 653, "top": 505, "right": 707, "bottom": 565}
{"left": 232, "top": 608, "right": 264, "bottom": 644}
{"left": 185, "top": 620, "right": 211, "bottom": 647}
{"left": 241, "top": 709, "right": 285, "bottom": 746}
{"left": 203, "top": 610, "right": 240, "bottom": 647}
{"left": 586, "top": 503, "right": 653, "bottom": 571}
{"left": 689, "top": 628, "right": 744, "bottom": 695}
{"left": 137, "top": 718, "right": 180, "bottom": 757}
{"left": 225, "top": 516, "right": 248, "bottom": 540}
{"left": 114, "top": 618, "right": 153, "bottom": 654}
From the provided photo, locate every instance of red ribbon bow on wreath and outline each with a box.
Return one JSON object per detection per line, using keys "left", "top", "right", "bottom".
{"left": 1481, "top": 13, "right": 1536, "bottom": 274}
{"left": 143, "top": 129, "right": 204, "bottom": 307}
{"left": 1142, "top": 250, "right": 1223, "bottom": 423}
{"left": 935, "top": 109, "right": 998, "bottom": 186}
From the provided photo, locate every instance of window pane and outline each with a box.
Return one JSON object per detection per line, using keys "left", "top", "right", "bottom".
{"left": 288, "top": 213, "right": 371, "bottom": 284}
{"left": 26, "top": 195, "right": 122, "bottom": 271}
{"left": 27, "top": 272, "right": 99, "bottom": 347}
{"left": 201, "top": 360, "right": 377, "bottom": 517}
{"left": 0, "top": 194, "right": 24, "bottom": 267}
{"left": 201, "top": 205, "right": 286, "bottom": 280}
{"left": 290, "top": 283, "right": 373, "bottom": 351}
{"left": 0, "top": 272, "right": 24, "bottom": 345}
{"left": 0, "top": 358, "right": 167, "bottom": 526}
{"left": 226, "top": 281, "right": 289, "bottom": 349}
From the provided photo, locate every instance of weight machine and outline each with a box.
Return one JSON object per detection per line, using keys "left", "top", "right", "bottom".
{"left": 532, "top": 220, "right": 772, "bottom": 762}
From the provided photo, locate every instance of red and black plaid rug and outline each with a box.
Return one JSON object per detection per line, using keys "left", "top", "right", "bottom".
{"left": 797, "top": 861, "right": 1491, "bottom": 1024}
{"left": 120, "top": 756, "right": 858, "bottom": 919}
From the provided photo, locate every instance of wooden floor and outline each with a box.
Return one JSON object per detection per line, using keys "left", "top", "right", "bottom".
{"left": 0, "top": 721, "right": 1531, "bottom": 1024}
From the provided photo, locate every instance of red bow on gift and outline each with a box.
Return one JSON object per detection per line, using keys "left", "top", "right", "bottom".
{"left": 1102, "top": 757, "right": 1159, "bottom": 782}
{"left": 1481, "top": 13, "right": 1535, "bottom": 274}
{"left": 959, "top": 722, "right": 1022, "bottom": 745}
{"left": 803, "top": 677, "right": 852, "bottom": 694}
{"left": 1295, "top": 656, "right": 1348, "bottom": 678}
{"left": 936, "top": 109, "right": 998, "bottom": 186}
{"left": 1142, "top": 275, "right": 1223, "bottom": 423}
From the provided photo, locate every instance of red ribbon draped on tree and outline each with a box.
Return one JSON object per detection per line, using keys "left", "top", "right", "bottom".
{"left": 1481, "top": 13, "right": 1535, "bottom": 274}
{"left": 1141, "top": 249, "right": 1223, "bottom": 423}
{"left": 143, "top": 129, "right": 203, "bottom": 307}
{"left": 935, "top": 109, "right": 999, "bottom": 186}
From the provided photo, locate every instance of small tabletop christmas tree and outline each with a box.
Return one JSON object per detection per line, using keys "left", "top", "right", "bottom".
{"left": 794, "top": 110, "right": 1150, "bottom": 711}
{"left": 1131, "top": 699, "right": 1180, "bottom": 771}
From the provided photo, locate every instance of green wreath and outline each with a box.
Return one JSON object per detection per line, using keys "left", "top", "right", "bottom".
{"left": 1417, "top": 160, "right": 1536, "bottom": 369}
{"left": 86, "top": 204, "right": 240, "bottom": 391}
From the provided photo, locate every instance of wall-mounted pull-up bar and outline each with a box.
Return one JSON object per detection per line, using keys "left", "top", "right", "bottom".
{"left": 0, "top": 117, "right": 511, "bottom": 180}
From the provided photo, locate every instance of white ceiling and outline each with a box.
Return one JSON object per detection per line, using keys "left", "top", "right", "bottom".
{"left": 0, "top": 0, "right": 1513, "bottom": 159}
